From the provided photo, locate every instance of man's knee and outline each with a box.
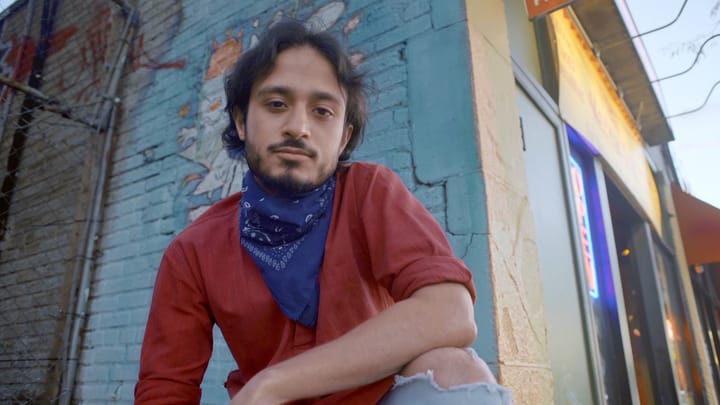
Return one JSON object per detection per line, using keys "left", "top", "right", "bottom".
{"left": 399, "top": 347, "right": 497, "bottom": 388}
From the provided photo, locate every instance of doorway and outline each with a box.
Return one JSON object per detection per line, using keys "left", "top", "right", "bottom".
{"left": 606, "top": 177, "right": 679, "bottom": 405}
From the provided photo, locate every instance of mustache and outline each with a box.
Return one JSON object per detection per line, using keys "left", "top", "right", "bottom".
{"left": 268, "top": 139, "right": 317, "bottom": 158}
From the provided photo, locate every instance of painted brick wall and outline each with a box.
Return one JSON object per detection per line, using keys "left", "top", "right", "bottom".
{"left": 72, "top": 0, "right": 190, "bottom": 401}
{"left": 0, "top": 7, "right": 50, "bottom": 401}
{"left": 0, "top": 0, "right": 128, "bottom": 401}
{"left": 68, "top": 1, "right": 492, "bottom": 404}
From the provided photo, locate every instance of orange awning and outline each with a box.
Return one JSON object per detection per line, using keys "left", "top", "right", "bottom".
{"left": 672, "top": 184, "right": 720, "bottom": 265}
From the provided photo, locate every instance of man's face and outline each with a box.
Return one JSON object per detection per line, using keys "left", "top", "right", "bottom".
{"left": 234, "top": 45, "right": 352, "bottom": 194}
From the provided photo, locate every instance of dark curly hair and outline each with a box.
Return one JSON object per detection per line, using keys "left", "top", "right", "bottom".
{"left": 222, "top": 19, "right": 366, "bottom": 161}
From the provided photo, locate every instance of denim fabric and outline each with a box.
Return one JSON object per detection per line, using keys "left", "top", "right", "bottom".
{"left": 378, "top": 371, "right": 513, "bottom": 405}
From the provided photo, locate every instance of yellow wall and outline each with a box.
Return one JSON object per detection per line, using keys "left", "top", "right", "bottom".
{"left": 552, "top": 10, "right": 662, "bottom": 233}
{"left": 465, "top": 1, "right": 554, "bottom": 403}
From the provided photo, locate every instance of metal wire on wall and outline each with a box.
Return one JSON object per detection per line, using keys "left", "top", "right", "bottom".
{"left": 0, "top": 0, "right": 134, "bottom": 402}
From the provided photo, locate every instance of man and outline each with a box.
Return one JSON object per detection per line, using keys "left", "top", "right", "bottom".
{"left": 135, "top": 20, "right": 512, "bottom": 404}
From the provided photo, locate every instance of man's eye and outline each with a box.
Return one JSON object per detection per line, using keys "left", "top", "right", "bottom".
{"left": 266, "top": 100, "right": 287, "bottom": 109}
{"left": 315, "top": 107, "right": 333, "bottom": 117}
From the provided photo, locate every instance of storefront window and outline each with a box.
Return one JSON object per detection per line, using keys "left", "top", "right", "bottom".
{"left": 566, "top": 124, "right": 632, "bottom": 402}
{"left": 654, "top": 246, "right": 702, "bottom": 404}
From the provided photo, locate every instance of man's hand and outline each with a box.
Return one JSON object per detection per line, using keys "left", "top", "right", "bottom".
{"left": 228, "top": 282, "right": 475, "bottom": 403}
{"left": 228, "top": 368, "right": 286, "bottom": 405}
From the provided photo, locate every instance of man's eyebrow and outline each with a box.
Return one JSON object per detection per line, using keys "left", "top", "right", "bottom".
{"left": 255, "top": 86, "right": 292, "bottom": 98}
{"left": 312, "top": 91, "right": 343, "bottom": 105}
{"left": 255, "top": 86, "right": 343, "bottom": 104}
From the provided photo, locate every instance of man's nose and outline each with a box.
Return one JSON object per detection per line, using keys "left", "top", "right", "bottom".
{"left": 283, "top": 107, "right": 310, "bottom": 138}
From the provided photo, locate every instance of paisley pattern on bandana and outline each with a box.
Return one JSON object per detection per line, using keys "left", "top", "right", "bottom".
{"left": 238, "top": 171, "right": 335, "bottom": 327}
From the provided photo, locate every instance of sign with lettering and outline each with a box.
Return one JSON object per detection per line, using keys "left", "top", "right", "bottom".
{"left": 569, "top": 155, "right": 599, "bottom": 299}
{"left": 525, "top": 0, "right": 576, "bottom": 20}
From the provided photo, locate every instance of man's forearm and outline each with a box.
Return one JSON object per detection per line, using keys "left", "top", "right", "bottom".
{"left": 237, "top": 282, "right": 476, "bottom": 403}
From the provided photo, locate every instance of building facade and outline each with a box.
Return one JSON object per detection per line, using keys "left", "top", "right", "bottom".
{"left": 505, "top": 1, "right": 720, "bottom": 404}
{"left": 0, "top": 0, "right": 717, "bottom": 404}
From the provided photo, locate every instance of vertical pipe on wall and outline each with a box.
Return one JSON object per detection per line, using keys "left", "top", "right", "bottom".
{"left": 56, "top": 3, "right": 137, "bottom": 403}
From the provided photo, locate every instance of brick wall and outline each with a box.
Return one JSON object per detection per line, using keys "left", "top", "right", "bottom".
{"left": 3, "top": 0, "right": 496, "bottom": 403}
{"left": 0, "top": 0, "right": 129, "bottom": 401}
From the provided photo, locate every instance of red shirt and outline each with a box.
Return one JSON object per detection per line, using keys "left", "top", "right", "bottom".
{"left": 135, "top": 162, "right": 475, "bottom": 404}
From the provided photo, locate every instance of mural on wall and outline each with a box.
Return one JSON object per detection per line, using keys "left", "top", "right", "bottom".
{"left": 178, "top": 1, "right": 363, "bottom": 221}
{"left": 59, "top": 3, "right": 186, "bottom": 103}
{"left": 62, "top": 5, "right": 114, "bottom": 102}
{"left": 129, "top": 32, "right": 187, "bottom": 72}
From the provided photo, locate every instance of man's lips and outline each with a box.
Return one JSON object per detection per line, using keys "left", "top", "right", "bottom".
{"left": 272, "top": 147, "right": 313, "bottom": 158}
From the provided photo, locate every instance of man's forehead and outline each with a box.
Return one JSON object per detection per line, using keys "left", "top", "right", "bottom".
{"left": 252, "top": 45, "right": 348, "bottom": 101}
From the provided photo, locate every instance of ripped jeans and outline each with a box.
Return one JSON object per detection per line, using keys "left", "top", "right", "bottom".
{"left": 378, "top": 349, "right": 513, "bottom": 405}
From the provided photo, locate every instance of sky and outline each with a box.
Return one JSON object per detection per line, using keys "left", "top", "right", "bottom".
{"left": 0, "top": 0, "right": 12, "bottom": 13}
{"left": 618, "top": 0, "right": 720, "bottom": 209}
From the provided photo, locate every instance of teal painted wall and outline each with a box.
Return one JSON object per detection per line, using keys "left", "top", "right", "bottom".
{"left": 76, "top": 1, "right": 492, "bottom": 403}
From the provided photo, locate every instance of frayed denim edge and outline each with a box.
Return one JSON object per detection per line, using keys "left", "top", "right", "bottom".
{"left": 390, "top": 370, "right": 510, "bottom": 395}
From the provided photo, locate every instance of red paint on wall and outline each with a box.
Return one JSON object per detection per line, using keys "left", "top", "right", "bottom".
{"left": 48, "top": 26, "right": 78, "bottom": 54}
{"left": 3, "top": 36, "right": 35, "bottom": 79}
{"left": 76, "top": 5, "right": 112, "bottom": 101}
{"left": 0, "top": 26, "right": 78, "bottom": 102}
{"left": 129, "top": 33, "right": 186, "bottom": 72}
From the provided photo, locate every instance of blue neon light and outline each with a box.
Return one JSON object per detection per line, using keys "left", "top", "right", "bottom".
{"left": 569, "top": 155, "right": 600, "bottom": 299}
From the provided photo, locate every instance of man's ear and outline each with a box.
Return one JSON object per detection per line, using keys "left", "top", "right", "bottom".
{"left": 232, "top": 108, "right": 246, "bottom": 141}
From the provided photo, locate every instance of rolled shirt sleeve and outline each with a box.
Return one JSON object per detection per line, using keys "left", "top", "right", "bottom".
{"left": 134, "top": 242, "right": 214, "bottom": 404}
{"left": 356, "top": 164, "right": 476, "bottom": 302}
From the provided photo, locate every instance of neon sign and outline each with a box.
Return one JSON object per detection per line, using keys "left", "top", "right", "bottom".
{"left": 569, "top": 156, "right": 599, "bottom": 299}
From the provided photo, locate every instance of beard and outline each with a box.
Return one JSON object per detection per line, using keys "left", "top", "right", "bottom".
{"left": 243, "top": 138, "right": 334, "bottom": 195}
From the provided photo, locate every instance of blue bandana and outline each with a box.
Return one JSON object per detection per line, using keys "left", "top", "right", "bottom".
{"left": 238, "top": 170, "right": 335, "bottom": 327}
